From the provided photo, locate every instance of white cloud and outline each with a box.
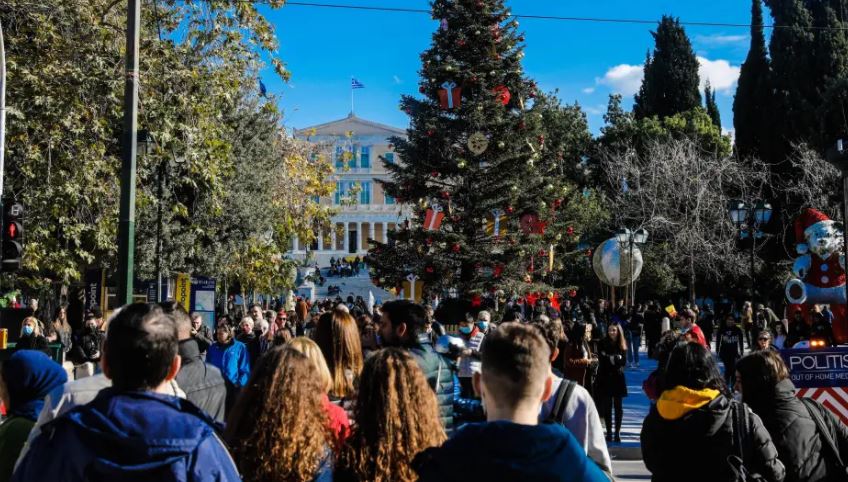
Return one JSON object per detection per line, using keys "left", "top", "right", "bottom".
{"left": 596, "top": 64, "right": 644, "bottom": 96}
{"left": 694, "top": 34, "right": 748, "bottom": 47}
{"left": 393, "top": 75, "right": 402, "bottom": 84}
{"left": 697, "top": 56, "right": 741, "bottom": 94}
{"left": 584, "top": 105, "right": 606, "bottom": 116}
{"left": 581, "top": 87, "right": 596, "bottom": 94}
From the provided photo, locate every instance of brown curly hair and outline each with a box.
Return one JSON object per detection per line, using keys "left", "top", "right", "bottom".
{"left": 225, "top": 346, "right": 330, "bottom": 482}
{"left": 336, "top": 348, "right": 446, "bottom": 482}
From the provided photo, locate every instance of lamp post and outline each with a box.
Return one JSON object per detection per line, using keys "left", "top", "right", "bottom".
{"left": 615, "top": 227, "right": 649, "bottom": 306}
{"left": 825, "top": 139, "right": 848, "bottom": 310}
{"left": 727, "top": 199, "right": 772, "bottom": 310}
{"left": 117, "top": 0, "right": 141, "bottom": 305}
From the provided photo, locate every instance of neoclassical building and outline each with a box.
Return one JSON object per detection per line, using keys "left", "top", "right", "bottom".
{"left": 291, "top": 113, "right": 411, "bottom": 266}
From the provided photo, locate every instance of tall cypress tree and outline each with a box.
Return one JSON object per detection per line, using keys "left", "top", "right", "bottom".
{"left": 733, "top": 0, "right": 773, "bottom": 161}
{"left": 704, "top": 80, "right": 722, "bottom": 129}
{"left": 368, "top": 0, "right": 584, "bottom": 299}
{"left": 634, "top": 16, "right": 701, "bottom": 120}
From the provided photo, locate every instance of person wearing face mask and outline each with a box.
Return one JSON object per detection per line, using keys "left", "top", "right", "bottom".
{"left": 15, "top": 317, "right": 50, "bottom": 356}
{"left": 456, "top": 313, "right": 487, "bottom": 399}
{"left": 70, "top": 313, "right": 105, "bottom": 367}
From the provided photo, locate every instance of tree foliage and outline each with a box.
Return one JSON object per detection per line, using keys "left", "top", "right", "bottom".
{"left": 704, "top": 81, "right": 722, "bottom": 130}
{"left": 633, "top": 16, "right": 702, "bottom": 120}
{"left": 0, "top": 0, "right": 332, "bottom": 294}
{"left": 733, "top": 0, "right": 773, "bottom": 161}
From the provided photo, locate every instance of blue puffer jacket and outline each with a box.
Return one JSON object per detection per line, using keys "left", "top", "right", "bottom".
{"left": 206, "top": 339, "right": 251, "bottom": 388}
{"left": 12, "top": 389, "right": 240, "bottom": 482}
{"left": 407, "top": 334, "right": 456, "bottom": 433}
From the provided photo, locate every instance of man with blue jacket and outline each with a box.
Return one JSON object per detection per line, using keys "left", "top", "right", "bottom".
{"left": 13, "top": 303, "right": 240, "bottom": 482}
{"left": 413, "top": 322, "right": 609, "bottom": 482}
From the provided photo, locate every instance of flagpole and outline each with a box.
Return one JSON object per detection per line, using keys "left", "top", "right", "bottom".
{"left": 350, "top": 81, "right": 354, "bottom": 114}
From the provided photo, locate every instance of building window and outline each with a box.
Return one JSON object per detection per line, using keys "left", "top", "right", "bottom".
{"left": 335, "top": 146, "right": 344, "bottom": 168}
{"left": 360, "top": 181, "right": 371, "bottom": 205}
{"left": 385, "top": 192, "right": 396, "bottom": 205}
{"left": 384, "top": 152, "right": 395, "bottom": 164}
{"left": 348, "top": 145, "right": 357, "bottom": 169}
{"left": 360, "top": 146, "right": 371, "bottom": 168}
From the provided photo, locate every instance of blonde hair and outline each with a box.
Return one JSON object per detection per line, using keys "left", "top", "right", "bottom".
{"left": 21, "top": 317, "right": 42, "bottom": 337}
{"left": 289, "top": 337, "right": 333, "bottom": 394}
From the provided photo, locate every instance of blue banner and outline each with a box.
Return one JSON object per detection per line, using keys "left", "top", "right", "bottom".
{"left": 782, "top": 347, "right": 848, "bottom": 388}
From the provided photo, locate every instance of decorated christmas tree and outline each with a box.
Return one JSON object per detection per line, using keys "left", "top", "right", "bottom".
{"left": 367, "top": 0, "right": 590, "bottom": 302}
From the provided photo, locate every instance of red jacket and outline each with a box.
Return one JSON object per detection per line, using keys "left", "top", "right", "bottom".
{"left": 686, "top": 324, "right": 709, "bottom": 349}
{"left": 322, "top": 394, "right": 350, "bottom": 451}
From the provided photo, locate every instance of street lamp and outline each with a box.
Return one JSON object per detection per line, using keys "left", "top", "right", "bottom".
{"left": 727, "top": 198, "right": 772, "bottom": 311}
{"left": 616, "top": 227, "right": 649, "bottom": 306}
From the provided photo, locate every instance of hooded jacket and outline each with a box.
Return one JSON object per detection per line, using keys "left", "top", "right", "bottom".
{"left": 12, "top": 389, "right": 240, "bottom": 482}
{"left": 0, "top": 351, "right": 67, "bottom": 482}
{"left": 175, "top": 339, "right": 227, "bottom": 422}
{"left": 407, "top": 333, "right": 455, "bottom": 433}
{"left": 413, "top": 421, "right": 609, "bottom": 482}
{"left": 641, "top": 386, "right": 785, "bottom": 482}
{"left": 746, "top": 379, "right": 848, "bottom": 482}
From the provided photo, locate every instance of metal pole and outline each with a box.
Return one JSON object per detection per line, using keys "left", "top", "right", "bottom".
{"left": 0, "top": 21, "right": 7, "bottom": 200}
{"left": 155, "top": 161, "right": 164, "bottom": 302}
{"left": 117, "top": 0, "right": 141, "bottom": 305}
{"left": 750, "top": 223, "right": 756, "bottom": 311}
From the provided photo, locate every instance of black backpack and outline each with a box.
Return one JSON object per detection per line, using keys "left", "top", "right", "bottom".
{"left": 727, "top": 401, "right": 768, "bottom": 482}
{"left": 545, "top": 379, "right": 577, "bottom": 424}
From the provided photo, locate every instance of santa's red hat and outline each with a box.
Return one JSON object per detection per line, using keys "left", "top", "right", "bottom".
{"left": 794, "top": 208, "right": 832, "bottom": 254}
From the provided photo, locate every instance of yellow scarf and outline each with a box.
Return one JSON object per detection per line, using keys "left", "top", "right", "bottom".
{"left": 657, "top": 385, "right": 720, "bottom": 420}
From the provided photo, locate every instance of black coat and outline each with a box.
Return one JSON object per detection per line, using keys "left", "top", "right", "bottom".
{"left": 596, "top": 338, "right": 627, "bottom": 397}
{"left": 641, "top": 394, "right": 785, "bottom": 482}
{"left": 747, "top": 379, "right": 848, "bottom": 482}
{"left": 716, "top": 326, "right": 744, "bottom": 361}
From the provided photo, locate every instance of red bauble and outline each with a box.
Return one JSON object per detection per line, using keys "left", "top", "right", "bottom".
{"left": 538, "top": 135, "right": 545, "bottom": 144}
{"left": 458, "top": 39, "right": 466, "bottom": 47}
{"left": 552, "top": 199, "right": 562, "bottom": 209}
{"left": 427, "top": 130, "right": 434, "bottom": 137}
{"left": 569, "top": 289, "right": 577, "bottom": 298}
{"left": 425, "top": 237, "right": 434, "bottom": 245}
{"left": 493, "top": 85, "right": 511, "bottom": 105}
{"left": 519, "top": 121, "right": 526, "bottom": 130}
{"left": 505, "top": 206, "right": 515, "bottom": 214}
{"left": 586, "top": 249, "right": 593, "bottom": 257}
{"left": 452, "top": 243, "right": 461, "bottom": 253}
{"left": 566, "top": 226, "right": 575, "bottom": 235}
{"left": 538, "top": 249, "right": 547, "bottom": 257}
{"left": 440, "top": 191, "right": 451, "bottom": 199}
{"left": 426, "top": 266, "right": 435, "bottom": 274}
{"left": 430, "top": 170, "right": 440, "bottom": 177}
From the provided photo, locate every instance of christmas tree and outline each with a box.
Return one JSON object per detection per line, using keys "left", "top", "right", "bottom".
{"left": 367, "top": 0, "right": 588, "bottom": 301}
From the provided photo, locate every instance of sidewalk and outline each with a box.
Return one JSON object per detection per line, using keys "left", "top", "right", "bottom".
{"left": 608, "top": 351, "right": 654, "bottom": 462}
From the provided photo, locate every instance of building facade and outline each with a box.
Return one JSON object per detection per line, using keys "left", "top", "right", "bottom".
{"left": 291, "top": 114, "right": 411, "bottom": 266}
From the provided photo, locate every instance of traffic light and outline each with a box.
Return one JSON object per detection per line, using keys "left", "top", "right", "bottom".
{"left": 2, "top": 201, "right": 23, "bottom": 272}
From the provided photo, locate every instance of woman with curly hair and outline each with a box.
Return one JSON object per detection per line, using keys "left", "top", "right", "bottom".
{"left": 225, "top": 346, "right": 333, "bottom": 482}
{"left": 335, "top": 348, "right": 446, "bottom": 482}
{"left": 313, "top": 307, "right": 364, "bottom": 401}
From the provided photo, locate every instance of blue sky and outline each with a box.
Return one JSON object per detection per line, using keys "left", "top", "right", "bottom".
{"left": 259, "top": 0, "right": 760, "bottom": 135}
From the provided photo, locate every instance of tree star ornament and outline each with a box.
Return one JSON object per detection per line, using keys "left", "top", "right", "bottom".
{"left": 467, "top": 132, "right": 489, "bottom": 155}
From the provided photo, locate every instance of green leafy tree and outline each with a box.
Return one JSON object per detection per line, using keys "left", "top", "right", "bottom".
{"left": 733, "top": 0, "right": 773, "bottom": 161}
{"left": 704, "top": 80, "right": 722, "bottom": 130}
{"left": 634, "top": 16, "right": 702, "bottom": 120}
{"left": 368, "top": 0, "right": 587, "bottom": 299}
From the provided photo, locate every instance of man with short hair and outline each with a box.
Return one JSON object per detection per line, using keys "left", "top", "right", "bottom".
{"left": 413, "top": 323, "right": 608, "bottom": 482}
{"left": 161, "top": 302, "right": 227, "bottom": 422}
{"left": 249, "top": 303, "right": 269, "bottom": 334}
{"left": 13, "top": 303, "right": 239, "bottom": 481}
{"left": 189, "top": 312, "right": 214, "bottom": 354}
{"left": 678, "top": 309, "right": 708, "bottom": 349}
{"left": 530, "top": 317, "right": 613, "bottom": 477}
{"left": 379, "top": 300, "right": 456, "bottom": 432}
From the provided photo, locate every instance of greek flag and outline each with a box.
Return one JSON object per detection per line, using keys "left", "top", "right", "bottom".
{"left": 351, "top": 78, "right": 365, "bottom": 89}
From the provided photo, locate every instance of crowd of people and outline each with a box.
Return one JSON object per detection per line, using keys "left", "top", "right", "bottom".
{"left": 0, "top": 291, "right": 845, "bottom": 482}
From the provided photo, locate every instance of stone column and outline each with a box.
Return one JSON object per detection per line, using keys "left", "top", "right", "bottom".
{"left": 357, "top": 222, "right": 363, "bottom": 253}
{"left": 382, "top": 222, "right": 388, "bottom": 243}
{"left": 369, "top": 222, "right": 375, "bottom": 242}
{"left": 343, "top": 224, "right": 350, "bottom": 255}
{"left": 293, "top": 235, "right": 300, "bottom": 253}
{"left": 317, "top": 230, "right": 324, "bottom": 251}
{"left": 331, "top": 228, "right": 338, "bottom": 252}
